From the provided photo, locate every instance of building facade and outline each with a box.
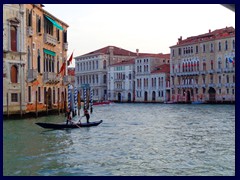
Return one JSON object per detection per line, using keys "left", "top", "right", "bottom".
{"left": 108, "top": 59, "right": 135, "bottom": 102}
{"left": 75, "top": 46, "right": 138, "bottom": 102}
{"left": 135, "top": 54, "right": 170, "bottom": 102}
{"left": 25, "top": 4, "right": 70, "bottom": 114}
{"left": 3, "top": 4, "right": 27, "bottom": 116}
{"left": 170, "top": 27, "right": 235, "bottom": 103}
{"left": 3, "top": 4, "right": 70, "bottom": 116}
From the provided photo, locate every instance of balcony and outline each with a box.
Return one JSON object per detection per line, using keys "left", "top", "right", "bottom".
{"left": 208, "top": 69, "right": 215, "bottom": 74}
{"left": 44, "top": 33, "right": 57, "bottom": 46}
{"left": 216, "top": 69, "right": 222, "bottom": 73}
{"left": 216, "top": 83, "right": 222, "bottom": 88}
{"left": 201, "top": 84, "right": 206, "bottom": 88}
{"left": 27, "top": 69, "right": 37, "bottom": 82}
{"left": 27, "top": 26, "right": 33, "bottom": 37}
{"left": 200, "top": 71, "right": 206, "bottom": 75}
{"left": 43, "top": 72, "right": 60, "bottom": 84}
{"left": 63, "top": 75, "right": 72, "bottom": 85}
{"left": 230, "top": 83, "right": 235, "bottom": 87}
{"left": 224, "top": 83, "right": 230, "bottom": 87}
{"left": 114, "top": 79, "right": 124, "bottom": 82}
{"left": 208, "top": 83, "right": 215, "bottom": 88}
{"left": 63, "top": 43, "right": 68, "bottom": 51}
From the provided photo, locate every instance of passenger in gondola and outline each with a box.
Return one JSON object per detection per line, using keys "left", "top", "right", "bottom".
{"left": 82, "top": 109, "right": 90, "bottom": 123}
{"left": 66, "top": 109, "right": 72, "bottom": 125}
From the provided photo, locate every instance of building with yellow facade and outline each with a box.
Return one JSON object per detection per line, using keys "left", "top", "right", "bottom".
{"left": 170, "top": 27, "right": 235, "bottom": 103}
{"left": 3, "top": 4, "right": 70, "bottom": 117}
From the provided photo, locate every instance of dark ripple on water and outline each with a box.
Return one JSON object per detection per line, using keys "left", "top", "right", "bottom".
{"left": 3, "top": 103, "right": 235, "bottom": 176}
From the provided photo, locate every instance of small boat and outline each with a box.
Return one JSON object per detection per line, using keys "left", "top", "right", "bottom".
{"left": 35, "top": 120, "right": 103, "bottom": 129}
{"left": 191, "top": 101, "right": 205, "bottom": 104}
{"left": 93, "top": 101, "right": 111, "bottom": 105}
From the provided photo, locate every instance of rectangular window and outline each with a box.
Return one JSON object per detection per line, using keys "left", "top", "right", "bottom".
{"left": 63, "top": 31, "right": 67, "bottom": 43}
{"left": 57, "top": 29, "right": 60, "bottom": 41}
{"left": 36, "top": 15, "right": 41, "bottom": 34}
{"left": 203, "top": 44, "right": 206, "bottom": 53}
{"left": 28, "top": 86, "right": 31, "bottom": 102}
{"left": 196, "top": 46, "right": 198, "bottom": 54}
{"left": 27, "top": 9, "right": 32, "bottom": 27}
{"left": 11, "top": 93, "right": 18, "bottom": 102}
{"left": 178, "top": 48, "right": 181, "bottom": 55}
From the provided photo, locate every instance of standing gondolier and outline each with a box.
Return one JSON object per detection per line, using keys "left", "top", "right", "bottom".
{"left": 82, "top": 109, "right": 90, "bottom": 123}
{"left": 66, "top": 109, "right": 72, "bottom": 125}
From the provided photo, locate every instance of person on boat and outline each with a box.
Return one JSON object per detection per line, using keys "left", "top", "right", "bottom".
{"left": 82, "top": 109, "right": 90, "bottom": 123}
{"left": 66, "top": 109, "right": 72, "bottom": 125}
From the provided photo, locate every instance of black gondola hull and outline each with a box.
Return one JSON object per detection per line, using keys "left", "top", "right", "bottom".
{"left": 35, "top": 120, "right": 103, "bottom": 129}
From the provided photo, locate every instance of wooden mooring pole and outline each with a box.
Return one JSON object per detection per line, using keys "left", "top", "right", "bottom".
{"left": 35, "top": 91, "right": 38, "bottom": 118}
{"left": 7, "top": 92, "right": 9, "bottom": 119}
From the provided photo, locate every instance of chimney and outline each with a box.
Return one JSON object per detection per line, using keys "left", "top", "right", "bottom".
{"left": 178, "top": 36, "right": 182, "bottom": 43}
{"left": 109, "top": 46, "right": 114, "bottom": 64}
{"left": 136, "top": 49, "right": 139, "bottom": 56}
{"left": 209, "top": 29, "right": 211, "bottom": 33}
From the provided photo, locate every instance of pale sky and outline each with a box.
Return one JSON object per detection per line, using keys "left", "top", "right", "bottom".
{"left": 43, "top": 4, "right": 235, "bottom": 66}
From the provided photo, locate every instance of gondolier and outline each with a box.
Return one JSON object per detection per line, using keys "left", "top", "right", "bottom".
{"left": 66, "top": 109, "right": 72, "bottom": 125}
{"left": 82, "top": 109, "right": 90, "bottom": 123}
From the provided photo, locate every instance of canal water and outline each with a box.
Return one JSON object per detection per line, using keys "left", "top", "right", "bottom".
{"left": 3, "top": 103, "right": 235, "bottom": 176}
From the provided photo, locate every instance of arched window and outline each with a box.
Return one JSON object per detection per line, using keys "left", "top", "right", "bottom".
{"left": 96, "top": 60, "right": 98, "bottom": 69}
{"left": 203, "top": 62, "right": 206, "bottom": 71}
{"left": 218, "top": 42, "right": 221, "bottom": 51}
{"left": 103, "top": 60, "right": 107, "bottom": 69}
{"left": 218, "top": 61, "right": 221, "bottom": 69}
{"left": 225, "top": 40, "right": 228, "bottom": 50}
{"left": 219, "top": 75, "right": 221, "bottom": 83}
{"left": 28, "top": 46, "right": 31, "bottom": 69}
{"left": 57, "top": 60, "right": 59, "bottom": 73}
{"left": 225, "top": 58, "right": 228, "bottom": 68}
{"left": 211, "top": 60, "right": 213, "bottom": 70}
{"left": 203, "top": 44, "right": 206, "bottom": 53}
{"left": 226, "top": 75, "right": 229, "bottom": 83}
{"left": 10, "top": 26, "right": 17, "bottom": 51}
{"left": 11, "top": 65, "right": 18, "bottom": 83}
{"left": 210, "top": 43, "right": 214, "bottom": 52}
{"left": 232, "top": 40, "right": 235, "bottom": 50}
{"left": 37, "top": 49, "right": 41, "bottom": 73}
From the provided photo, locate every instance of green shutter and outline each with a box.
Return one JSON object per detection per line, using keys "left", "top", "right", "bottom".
{"left": 43, "top": 49, "right": 56, "bottom": 56}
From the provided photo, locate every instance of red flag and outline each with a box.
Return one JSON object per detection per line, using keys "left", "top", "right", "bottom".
{"left": 57, "top": 62, "right": 66, "bottom": 77}
{"left": 32, "top": 80, "right": 39, "bottom": 86}
{"left": 67, "top": 52, "right": 73, "bottom": 66}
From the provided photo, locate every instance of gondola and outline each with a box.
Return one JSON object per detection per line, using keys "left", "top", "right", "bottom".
{"left": 35, "top": 120, "right": 103, "bottom": 129}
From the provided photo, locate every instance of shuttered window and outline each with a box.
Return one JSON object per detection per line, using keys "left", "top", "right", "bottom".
{"left": 10, "top": 26, "right": 17, "bottom": 51}
{"left": 11, "top": 65, "right": 18, "bottom": 83}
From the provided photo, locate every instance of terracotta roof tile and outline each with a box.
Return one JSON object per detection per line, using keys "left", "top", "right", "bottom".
{"left": 170, "top": 26, "right": 235, "bottom": 48}
{"left": 110, "top": 58, "right": 135, "bottom": 66}
{"left": 151, "top": 64, "right": 170, "bottom": 74}
{"left": 81, "top": 46, "right": 137, "bottom": 57}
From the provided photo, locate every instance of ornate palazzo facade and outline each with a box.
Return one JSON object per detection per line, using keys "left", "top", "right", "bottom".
{"left": 170, "top": 27, "right": 235, "bottom": 103}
